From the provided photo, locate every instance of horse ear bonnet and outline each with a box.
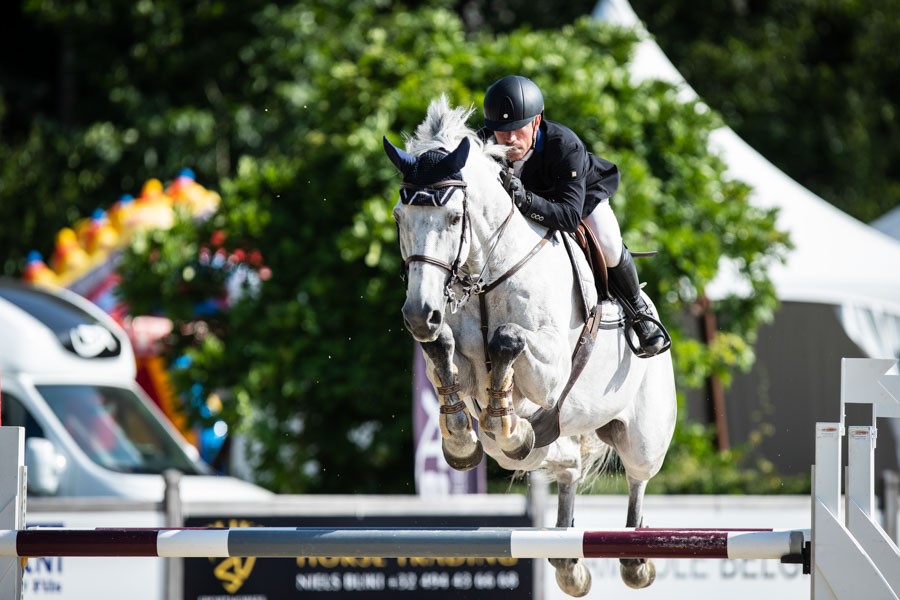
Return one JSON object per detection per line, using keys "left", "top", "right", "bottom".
{"left": 384, "top": 137, "right": 470, "bottom": 206}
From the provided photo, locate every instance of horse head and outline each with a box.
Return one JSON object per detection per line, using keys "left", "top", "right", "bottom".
{"left": 384, "top": 134, "right": 471, "bottom": 342}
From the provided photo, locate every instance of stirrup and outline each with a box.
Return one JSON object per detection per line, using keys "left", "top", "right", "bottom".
{"left": 625, "top": 313, "right": 671, "bottom": 358}
{"left": 616, "top": 302, "right": 672, "bottom": 358}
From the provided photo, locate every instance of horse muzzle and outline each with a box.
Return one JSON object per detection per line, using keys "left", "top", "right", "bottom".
{"left": 401, "top": 298, "right": 445, "bottom": 342}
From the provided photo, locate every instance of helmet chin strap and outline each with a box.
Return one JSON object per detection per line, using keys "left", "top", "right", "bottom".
{"left": 529, "top": 114, "right": 542, "bottom": 151}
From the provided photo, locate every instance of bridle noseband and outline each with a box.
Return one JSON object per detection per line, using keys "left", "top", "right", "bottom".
{"left": 399, "top": 178, "right": 479, "bottom": 313}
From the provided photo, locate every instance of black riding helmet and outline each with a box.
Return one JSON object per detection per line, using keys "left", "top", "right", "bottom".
{"left": 483, "top": 75, "right": 544, "bottom": 131}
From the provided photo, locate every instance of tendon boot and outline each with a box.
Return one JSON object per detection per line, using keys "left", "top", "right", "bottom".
{"left": 608, "top": 246, "right": 668, "bottom": 358}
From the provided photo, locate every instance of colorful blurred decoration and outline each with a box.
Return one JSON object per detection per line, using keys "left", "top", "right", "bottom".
{"left": 23, "top": 251, "right": 59, "bottom": 287}
{"left": 166, "top": 168, "right": 220, "bottom": 219}
{"left": 124, "top": 178, "right": 175, "bottom": 234}
{"left": 21, "top": 170, "right": 234, "bottom": 460}
{"left": 80, "top": 208, "right": 120, "bottom": 257}
{"left": 49, "top": 227, "right": 91, "bottom": 281}
{"left": 188, "top": 231, "right": 271, "bottom": 316}
{"left": 24, "top": 171, "right": 224, "bottom": 289}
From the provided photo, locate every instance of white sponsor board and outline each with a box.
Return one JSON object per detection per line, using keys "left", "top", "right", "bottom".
{"left": 23, "top": 509, "right": 165, "bottom": 600}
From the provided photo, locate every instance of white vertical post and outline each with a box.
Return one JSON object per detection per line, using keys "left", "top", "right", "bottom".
{"left": 847, "top": 426, "right": 875, "bottom": 518}
{"left": 846, "top": 425, "right": 900, "bottom": 591}
{"left": 815, "top": 423, "right": 842, "bottom": 520}
{"left": 0, "top": 427, "right": 25, "bottom": 600}
{"left": 812, "top": 423, "right": 842, "bottom": 600}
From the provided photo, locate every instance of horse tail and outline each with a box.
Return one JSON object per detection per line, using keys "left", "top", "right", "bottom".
{"left": 579, "top": 433, "right": 617, "bottom": 488}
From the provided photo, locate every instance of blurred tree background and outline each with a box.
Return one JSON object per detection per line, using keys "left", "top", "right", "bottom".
{"left": 3, "top": 0, "right": 888, "bottom": 494}
{"left": 629, "top": 0, "right": 900, "bottom": 224}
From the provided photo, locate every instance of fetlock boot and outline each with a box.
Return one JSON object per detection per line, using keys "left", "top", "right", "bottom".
{"left": 608, "top": 246, "right": 667, "bottom": 357}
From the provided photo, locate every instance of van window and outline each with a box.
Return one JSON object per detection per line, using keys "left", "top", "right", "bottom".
{"left": 37, "top": 384, "right": 203, "bottom": 475}
{"left": 0, "top": 392, "right": 46, "bottom": 439}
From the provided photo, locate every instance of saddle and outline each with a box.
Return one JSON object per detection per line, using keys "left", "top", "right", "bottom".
{"left": 573, "top": 221, "right": 610, "bottom": 303}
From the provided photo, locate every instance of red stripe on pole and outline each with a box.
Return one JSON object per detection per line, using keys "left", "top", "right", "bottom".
{"left": 583, "top": 529, "right": 733, "bottom": 559}
{"left": 18, "top": 529, "right": 161, "bottom": 557}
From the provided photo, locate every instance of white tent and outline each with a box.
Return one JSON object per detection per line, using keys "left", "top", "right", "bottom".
{"left": 873, "top": 205, "right": 900, "bottom": 241}
{"left": 593, "top": 0, "right": 900, "bottom": 472}
{"left": 594, "top": 0, "right": 900, "bottom": 359}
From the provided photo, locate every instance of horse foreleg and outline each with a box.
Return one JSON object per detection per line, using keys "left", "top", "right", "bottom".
{"left": 549, "top": 475, "right": 591, "bottom": 598}
{"left": 480, "top": 324, "right": 534, "bottom": 460}
{"left": 421, "top": 329, "right": 483, "bottom": 471}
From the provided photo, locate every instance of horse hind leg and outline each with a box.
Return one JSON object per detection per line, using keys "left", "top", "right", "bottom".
{"left": 420, "top": 330, "right": 483, "bottom": 471}
{"left": 617, "top": 477, "right": 656, "bottom": 589}
{"left": 480, "top": 323, "right": 534, "bottom": 460}
{"left": 598, "top": 406, "right": 672, "bottom": 589}
{"left": 549, "top": 476, "right": 591, "bottom": 598}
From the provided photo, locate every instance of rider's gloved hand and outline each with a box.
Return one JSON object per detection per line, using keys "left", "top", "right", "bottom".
{"left": 504, "top": 173, "right": 533, "bottom": 214}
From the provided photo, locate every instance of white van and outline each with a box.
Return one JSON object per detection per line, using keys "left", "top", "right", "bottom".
{"left": 0, "top": 277, "right": 271, "bottom": 502}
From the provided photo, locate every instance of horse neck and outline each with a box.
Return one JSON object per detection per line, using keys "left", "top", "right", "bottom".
{"left": 465, "top": 191, "right": 549, "bottom": 279}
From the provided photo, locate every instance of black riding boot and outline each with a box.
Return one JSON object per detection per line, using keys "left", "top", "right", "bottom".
{"left": 608, "top": 246, "right": 667, "bottom": 357}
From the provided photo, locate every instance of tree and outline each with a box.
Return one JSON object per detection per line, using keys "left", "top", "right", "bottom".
{"left": 630, "top": 0, "right": 900, "bottom": 223}
{"left": 2, "top": 1, "right": 788, "bottom": 492}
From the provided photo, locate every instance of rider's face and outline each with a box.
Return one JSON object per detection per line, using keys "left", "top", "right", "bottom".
{"left": 494, "top": 116, "right": 541, "bottom": 162}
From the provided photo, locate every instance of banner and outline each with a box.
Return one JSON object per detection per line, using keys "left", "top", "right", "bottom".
{"left": 412, "top": 347, "right": 485, "bottom": 495}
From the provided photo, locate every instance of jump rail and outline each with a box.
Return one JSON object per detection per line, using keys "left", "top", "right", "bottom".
{"left": 2, "top": 358, "right": 900, "bottom": 600}
{"left": 0, "top": 526, "right": 807, "bottom": 560}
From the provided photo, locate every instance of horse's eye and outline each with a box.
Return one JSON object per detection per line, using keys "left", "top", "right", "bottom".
{"left": 450, "top": 215, "right": 462, "bottom": 226}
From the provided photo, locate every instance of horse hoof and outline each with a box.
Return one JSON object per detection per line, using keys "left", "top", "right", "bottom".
{"left": 501, "top": 424, "right": 535, "bottom": 461}
{"left": 443, "top": 439, "right": 484, "bottom": 471}
{"left": 620, "top": 558, "right": 656, "bottom": 589}
{"left": 554, "top": 559, "right": 591, "bottom": 597}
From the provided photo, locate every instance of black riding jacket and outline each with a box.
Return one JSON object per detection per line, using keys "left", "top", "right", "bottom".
{"left": 482, "top": 119, "right": 620, "bottom": 232}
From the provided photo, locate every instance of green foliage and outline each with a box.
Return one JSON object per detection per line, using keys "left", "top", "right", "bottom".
{"left": 631, "top": 0, "right": 900, "bottom": 223}
{"left": 650, "top": 422, "right": 809, "bottom": 495}
{"left": 1, "top": 1, "right": 790, "bottom": 494}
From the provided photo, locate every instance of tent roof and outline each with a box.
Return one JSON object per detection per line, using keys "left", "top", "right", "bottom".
{"left": 872, "top": 205, "right": 900, "bottom": 241}
{"left": 594, "top": 0, "right": 900, "bottom": 316}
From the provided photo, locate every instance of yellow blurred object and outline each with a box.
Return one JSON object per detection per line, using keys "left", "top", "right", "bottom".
{"left": 73, "top": 215, "right": 93, "bottom": 249}
{"left": 22, "top": 251, "right": 59, "bottom": 287}
{"left": 166, "top": 168, "right": 220, "bottom": 218}
{"left": 84, "top": 209, "right": 120, "bottom": 256}
{"left": 126, "top": 178, "right": 175, "bottom": 232}
{"left": 109, "top": 194, "right": 136, "bottom": 241}
{"left": 50, "top": 227, "right": 91, "bottom": 277}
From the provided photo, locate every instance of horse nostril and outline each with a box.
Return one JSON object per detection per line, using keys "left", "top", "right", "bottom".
{"left": 428, "top": 310, "right": 442, "bottom": 327}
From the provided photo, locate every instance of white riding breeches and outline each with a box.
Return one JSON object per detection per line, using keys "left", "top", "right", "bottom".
{"left": 583, "top": 201, "right": 623, "bottom": 267}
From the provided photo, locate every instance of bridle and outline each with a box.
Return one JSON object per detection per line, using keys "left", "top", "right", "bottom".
{"left": 400, "top": 178, "right": 470, "bottom": 312}
{"left": 399, "top": 174, "right": 553, "bottom": 370}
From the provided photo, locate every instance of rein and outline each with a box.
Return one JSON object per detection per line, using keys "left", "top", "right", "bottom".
{"left": 400, "top": 177, "right": 555, "bottom": 371}
{"left": 401, "top": 179, "right": 552, "bottom": 319}
{"left": 477, "top": 228, "right": 553, "bottom": 372}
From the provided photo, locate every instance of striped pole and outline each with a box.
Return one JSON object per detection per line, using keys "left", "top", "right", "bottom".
{"left": 0, "top": 527, "right": 807, "bottom": 560}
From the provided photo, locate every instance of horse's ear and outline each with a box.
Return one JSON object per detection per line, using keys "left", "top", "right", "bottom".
{"left": 441, "top": 137, "right": 470, "bottom": 174}
{"left": 383, "top": 136, "right": 416, "bottom": 177}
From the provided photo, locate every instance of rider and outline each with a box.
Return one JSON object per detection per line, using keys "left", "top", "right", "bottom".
{"left": 480, "top": 74, "right": 667, "bottom": 357}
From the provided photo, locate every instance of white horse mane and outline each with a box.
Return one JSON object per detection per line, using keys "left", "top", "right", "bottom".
{"left": 405, "top": 95, "right": 508, "bottom": 168}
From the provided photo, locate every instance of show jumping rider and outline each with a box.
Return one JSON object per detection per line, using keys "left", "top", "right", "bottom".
{"left": 479, "top": 74, "right": 667, "bottom": 357}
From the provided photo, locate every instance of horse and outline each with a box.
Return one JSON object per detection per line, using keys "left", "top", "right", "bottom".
{"left": 384, "top": 96, "right": 677, "bottom": 596}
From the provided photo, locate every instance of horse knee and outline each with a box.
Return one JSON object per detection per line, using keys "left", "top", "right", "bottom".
{"left": 488, "top": 323, "right": 526, "bottom": 366}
